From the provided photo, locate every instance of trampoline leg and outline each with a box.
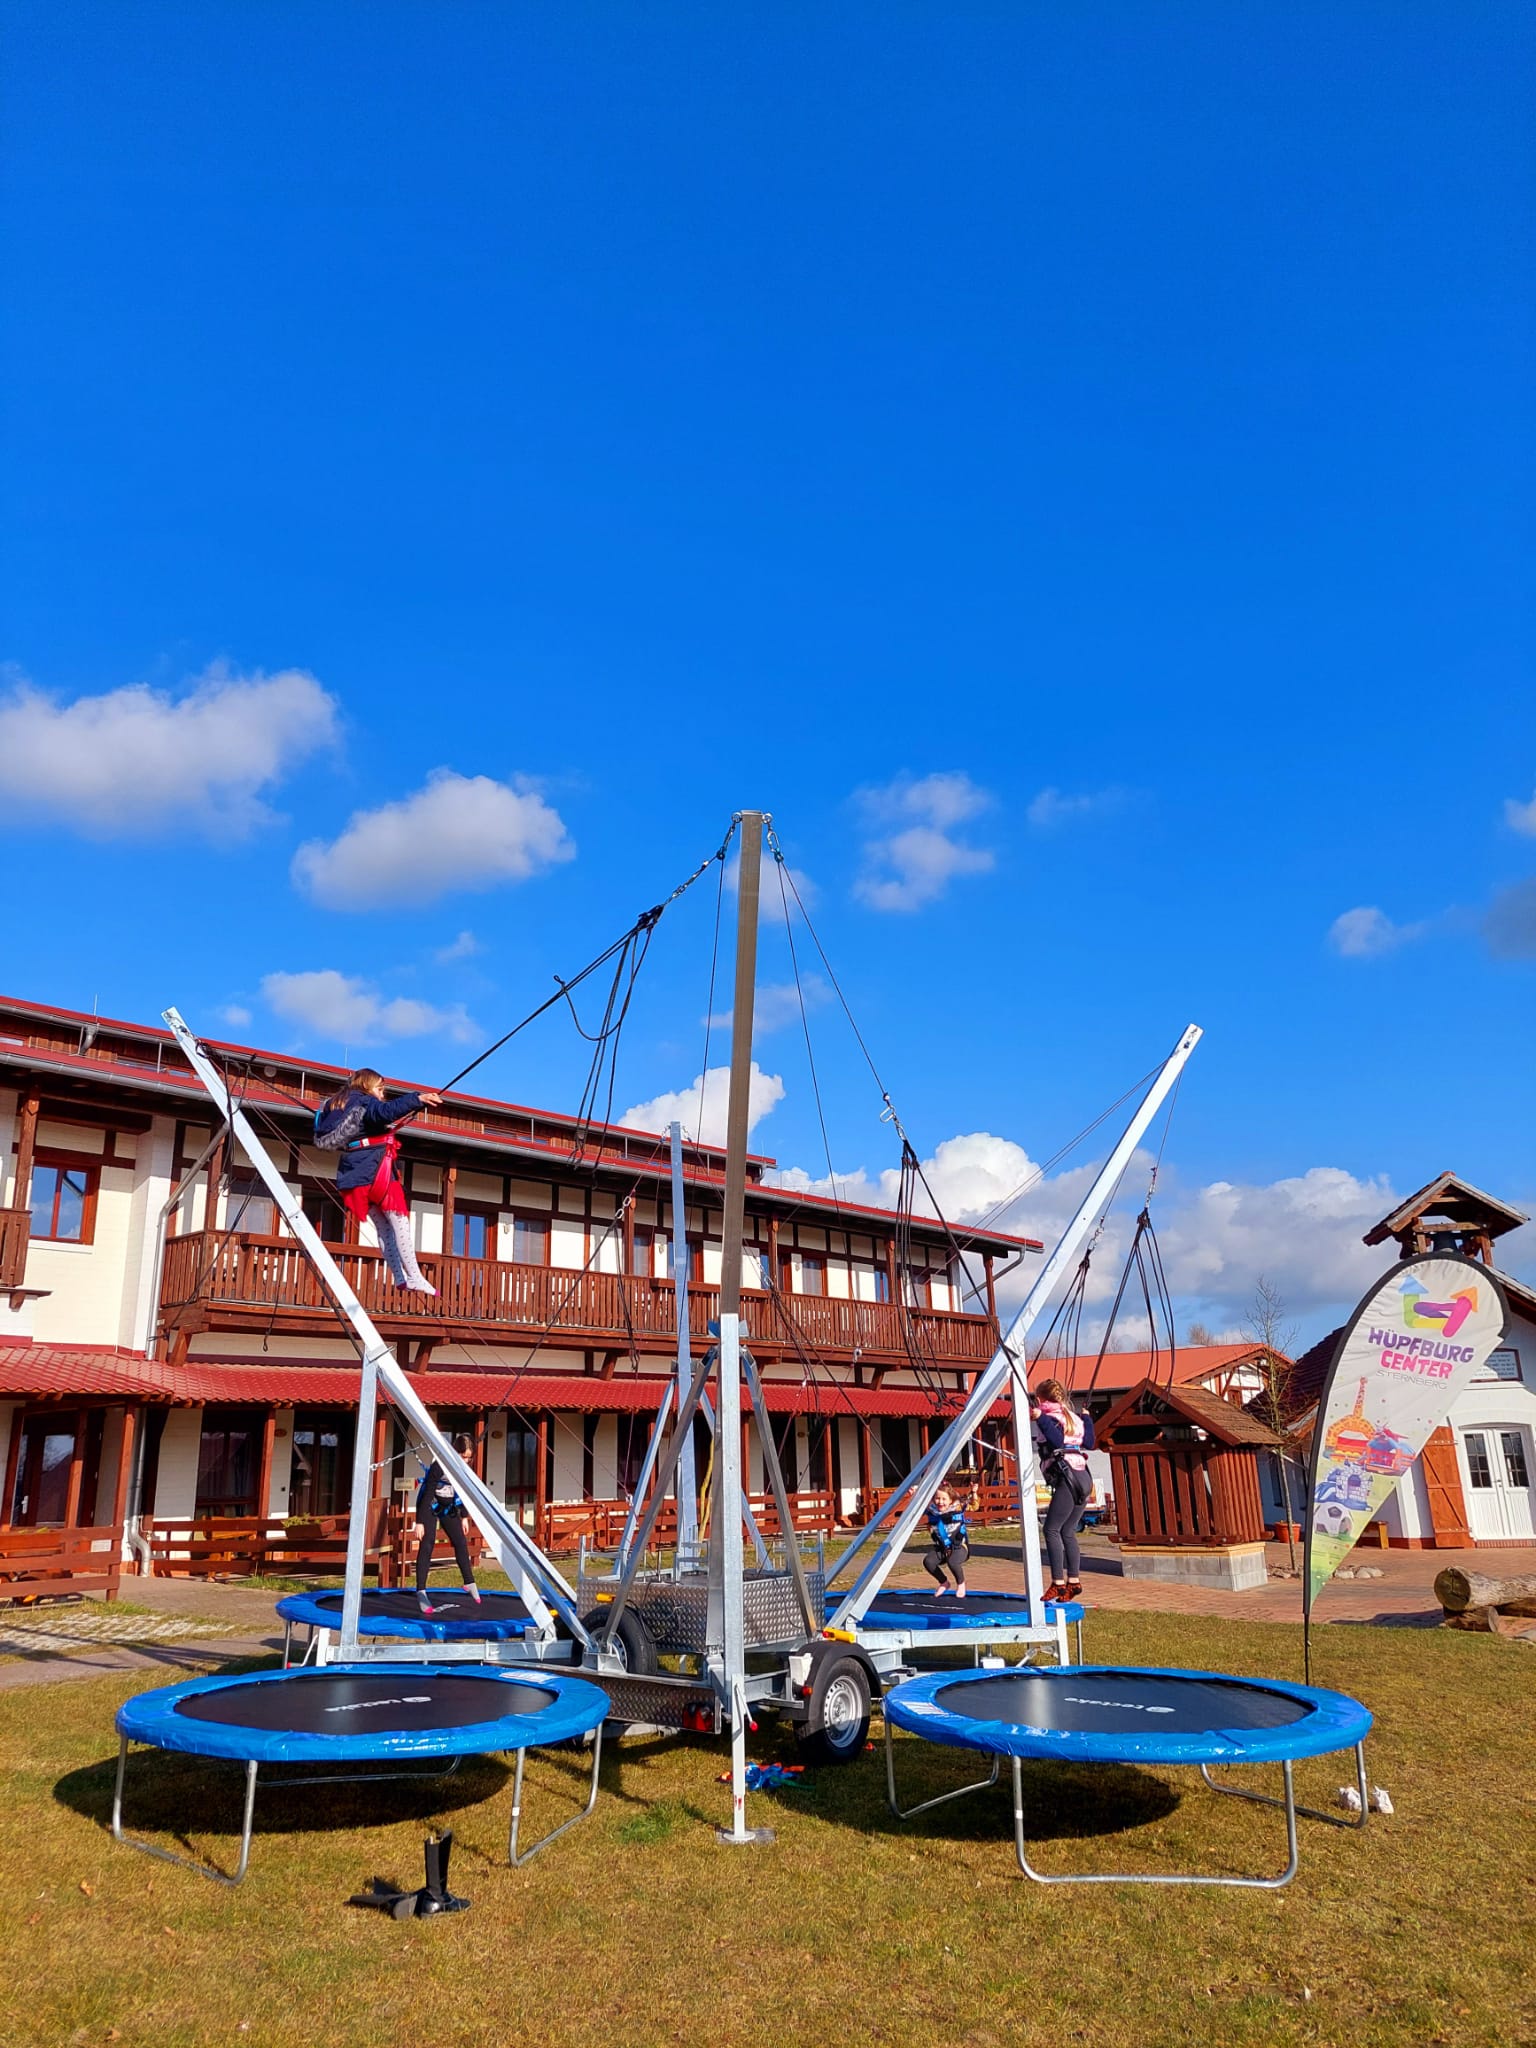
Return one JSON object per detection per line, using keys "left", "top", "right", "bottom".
{"left": 110, "top": 1739, "right": 259, "bottom": 1888}
{"left": 1011, "top": 1757, "right": 1301, "bottom": 1889}
{"left": 507, "top": 1727, "right": 604, "bottom": 1868}
{"left": 1199, "top": 1742, "right": 1370, "bottom": 1832}
{"left": 884, "top": 1715, "right": 999, "bottom": 1821}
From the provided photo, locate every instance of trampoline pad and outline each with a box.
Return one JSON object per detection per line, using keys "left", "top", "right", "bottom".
{"left": 177, "top": 1672, "right": 557, "bottom": 1735}
{"left": 938, "top": 1671, "right": 1309, "bottom": 1738}
{"left": 839, "top": 1588, "right": 1085, "bottom": 1630}
{"left": 276, "top": 1588, "right": 535, "bottom": 1641}
{"left": 885, "top": 1664, "right": 1372, "bottom": 1766}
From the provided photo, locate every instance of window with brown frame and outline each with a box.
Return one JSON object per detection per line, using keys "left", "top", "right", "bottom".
{"left": 510, "top": 1212, "right": 549, "bottom": 1266}
{"left": 452, "top": 1204, "right": 499, "bottom": 1259}
{"left": 28, "top": 1153, "right": 100, "bottom": 1243}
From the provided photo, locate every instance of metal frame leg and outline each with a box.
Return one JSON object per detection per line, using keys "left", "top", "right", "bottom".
{"left": 508, "top": 1727, "right": 604, "bottom": 1868}
{"left": 111, "top": 1737, "right": 259, "bottom": 1887}
{"left": 1010, "top": 1755, "right": 1301, "bottom": 1889}
{"left": 884, "top": 1715, "right": 999, "bottom": 1820}
{"left": 1199, "top": 1741, "right": 1370, "bottom": 1832}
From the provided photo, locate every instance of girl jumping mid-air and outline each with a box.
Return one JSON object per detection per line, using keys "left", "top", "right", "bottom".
{"left": 414, "top": 1432, "right": 481, "bottom": 1616}
{"left": 923, "top": 1482, "right": 971, "bottom": 1597}
{"left": 314, "top": 1067, "right": 441, "bottom": 1293}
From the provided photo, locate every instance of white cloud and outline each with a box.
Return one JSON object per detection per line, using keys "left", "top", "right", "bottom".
{"left": 434, "top": 930, "right": 482, "bottom": 963}
{"left": 1327, "top": 905, "right": 1426, "bottom": 958}
{"left": 293, "top": 771, "right": 574, "bottom": 910}
{"left": 707, "top": 977, "right": 830, "bottom": 1036}
{"left": 621, "top": 1063, "right": 785, "bottom": 1146}
{"left": 218, "top": 1004, "right": 253, "bottom": 1029}
{"left": 261, "top": 969, "right": 478, "bottom": 1045}
{"left": 1026, "top": 786, "right": 1126, "bottom": 830}
{"left": 853, "top": 772, "right": 995, "bottom": 912}
{"left": 0, "top": 664, "right": 338, "bottom": 838}
{"left": 1503, "top": 787, "right": 1536, "bottom": 837}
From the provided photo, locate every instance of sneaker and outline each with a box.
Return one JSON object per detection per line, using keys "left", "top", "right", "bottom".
{"left": 417, "top": 1592, "right": 437, "bottom": 1616}
{"left": 1043, "top": 1584, "right": 1067, "bottom": 1604}
{"left": 1064, "top": 1582, "right": 1083, "bottom": 1601}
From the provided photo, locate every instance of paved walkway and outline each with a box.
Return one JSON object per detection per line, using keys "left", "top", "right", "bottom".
{"left": 885, "top": 1532, "right": 1536, "bottom": 1626}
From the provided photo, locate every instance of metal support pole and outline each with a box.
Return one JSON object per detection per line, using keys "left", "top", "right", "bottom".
{"left": 340, "top": 1347, "right": 381, "bottom": 1651}
{"left": 828, "top": 1024, "right": 1203, "bottom": 1632}
{"left": 614, "top": 1383, "right": 673, "bottom": 1571}
{"left": 713, "top": 1313, "right": 770, "bottom": 1845}
{"left": 1008, "top": 1359, "right": 1047, "bottom": 1629}
{"left": 668, "top": 1120, "right": 698, "bottom": 1554}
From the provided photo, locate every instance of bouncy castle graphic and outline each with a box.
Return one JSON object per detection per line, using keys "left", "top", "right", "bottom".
{"left": 1306, "top": 1254, "right": 1507, "bottom": 1615}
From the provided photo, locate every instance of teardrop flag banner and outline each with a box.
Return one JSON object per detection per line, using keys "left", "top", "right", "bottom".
{"left": 1305, "top": 1252, "right": 1507, "bottom": 1634}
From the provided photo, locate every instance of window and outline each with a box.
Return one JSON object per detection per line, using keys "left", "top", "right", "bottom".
{"left": 879, "top": 1417, "right": 912, "bottom": 1487}
{"left": 631, "top": 1224, "right": 655, "bottom": 1277}
{"left": 902, "top": 1267, "right": 931, "bottom": 1310}
{"left": 511, "top": 1214, "right": 549, "bottom": 1266}
{"left": 1464, "top": 1432, "right": 1493, "bottom": 1489}
{"left": 196, "top": 1408, "right": 258, "bottom": 1515}
{"left": 796, "top": 1251, "right": 826, "bottom": 1297}
{"left": 852, "top": 1260, "right": 890, "bottom": 1303}
{"left": 452, "top": 1205, "right": 498, "bottom": 1259}
{"left": 747, "top": 1246, "right": 772, "bottom": 1291}
{"left": 1502, "top": 1432, "right": 1531, "bottom": 1491}
{"left": 226, "top": 1175, "right": 277, "bottom": 1237}
{"left": 1475, "top": 1348, "right": 1524, "bottom": 1384}
{"left": 616, "top": 1415, "right": 650, "bottom": 1500}
{"left": 289, "top": 1410, "right": 356, "bottom": 1518}
{"left": 28, "top": 1155, "right": 99, "bottom": 1243}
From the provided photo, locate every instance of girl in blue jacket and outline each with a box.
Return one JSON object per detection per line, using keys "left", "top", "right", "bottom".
{"left": 314, "top": 1068, "right": 441, "bottom": 1292}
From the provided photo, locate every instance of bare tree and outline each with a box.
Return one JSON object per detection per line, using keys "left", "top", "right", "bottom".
{"left": 1246, "top": 1276, "right": 1302, "bottom": 1569}
{"left": 1186, "top": 1319, "right": 1216, "bottom": 1346}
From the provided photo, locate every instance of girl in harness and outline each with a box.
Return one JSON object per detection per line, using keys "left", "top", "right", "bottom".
{"left": 1035, "top": 1377, "right": 1095, "bottom": 1604}
{"left": 923, "top": 1481, "right": 971, "bottom": 1598}
{"left": 313, "top": 1068, "right": 441, "bottom": 1293}
{"left": 414, "top": 1432, "right": 482, "bottom": 1616}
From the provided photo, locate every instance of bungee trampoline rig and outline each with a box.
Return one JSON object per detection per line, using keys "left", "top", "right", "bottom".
{"left": 108, "top": 805, "right": 1375, "bottom": 1885}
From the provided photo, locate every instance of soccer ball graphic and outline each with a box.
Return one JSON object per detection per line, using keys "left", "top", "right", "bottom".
{"left": 1314, "top": 1500, "right": 1355, "bottom": 1540}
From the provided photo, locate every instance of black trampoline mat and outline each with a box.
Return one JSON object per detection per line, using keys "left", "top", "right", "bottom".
{"left": 937, "top": 1671, "right": 1312, "bottom": 1737}
{"left": 174, "top": 1673, "right": 556, "bottom": 1734}
{"left": 865, "top": 1590, "right": 1030, "bottom": 1616}
{"left": 308, "top": 1590, "right": 531, "bottom": 1622}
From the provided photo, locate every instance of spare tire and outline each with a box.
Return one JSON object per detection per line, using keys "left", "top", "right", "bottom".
{"left": 579, "top": 1604, "right": 659, "bottom": 1678}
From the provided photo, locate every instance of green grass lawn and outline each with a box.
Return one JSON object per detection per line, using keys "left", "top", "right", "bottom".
{"left": 1, "top": 1611, "right": 1530, "bottom": 2048}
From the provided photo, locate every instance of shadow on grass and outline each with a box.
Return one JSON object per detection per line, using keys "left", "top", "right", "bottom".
{"left": 54, "top": 1745, "right": 514, "bottom": 1862}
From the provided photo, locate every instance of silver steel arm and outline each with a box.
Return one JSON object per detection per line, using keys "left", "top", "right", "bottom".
{"left": 162, "top": 1008, "right": 587, "bottom": 1649}
{"left": 827, "top": 1023, "right": 1202, "bottom": 1631}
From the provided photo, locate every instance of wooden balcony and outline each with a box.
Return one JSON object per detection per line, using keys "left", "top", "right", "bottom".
{"left": 0, "top": 1206, "right": 29, "bottom": 1291}
{"left": 157, "top": 1230, "right": 999, "bottom": 1368}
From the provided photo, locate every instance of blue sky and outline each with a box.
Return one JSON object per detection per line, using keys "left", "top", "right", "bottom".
{"left": 3, "top": 3, "right": 1533, "bottom": 1341}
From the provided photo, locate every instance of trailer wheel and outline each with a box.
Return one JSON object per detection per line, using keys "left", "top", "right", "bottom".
{"left": 794, "top": 1654, "right": 871, "bottom": 1765}
{"left": 579, "top": 1606, "right": 659, "bottom": 1678}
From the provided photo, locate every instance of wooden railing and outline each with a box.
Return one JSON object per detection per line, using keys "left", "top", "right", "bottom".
{"left": 0, "top": 1523, "right": 122, "bottom": 1602}
{"left": 145, "top": 1506, "right": 396, "bottom": 1582}
{"left": 158, "top": 1231, "right": 998, "bottom": 1363}
{"left": 0, "top": 1206, "right": 29, "bottom": 1290}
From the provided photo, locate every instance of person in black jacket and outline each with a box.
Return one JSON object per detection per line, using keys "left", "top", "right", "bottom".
{"left": 314, "top": 1068, "right": 441, "bottom": 1292}
{"left": 415, "top": 1432, "right": 482, "bottom": 1616}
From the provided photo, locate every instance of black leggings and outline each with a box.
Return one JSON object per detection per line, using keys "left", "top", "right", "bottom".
{"left": 416, "top": 1503, "right": 474, "bottom": 1592}
{"left": 1043, "top": 1475, "right": 1089, "bottom": 1582}
{"left": 923, "top": 1539, "right": 968, "bottom": 1589}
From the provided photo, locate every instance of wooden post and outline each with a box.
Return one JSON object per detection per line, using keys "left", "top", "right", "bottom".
{"left": 983, "top": 1252, "right": 998, "bottom": 1328}
{"left": 857, "top": 1418, "right": 873, "bottom": 1504}
{"left": 534, "top": 1412, "right": 549, "bottom": 1541}
{"left": 62, "top": 1411, "right": 87, "bottom": 1529}
{"left": 441, "top": 1163, "right": 457, "bottom": 1258}
{"left": 12, "top": 1089, "right": 39, "bottom": 1210}
{"left": 205, "top": 1126, "right": 227, "bottom": 1233}
{"left": 253, "top": 1408, "right": 276, "bottom": 1518}
{"left": 0, "top": 1408, "right": 25, "bottom": 1528}
{"left": 110, "top": 1404, "right": 138, "bottom": 1530}
{"left": 884, "top": 1233, "right": 898, "bottom": 1306}
{"left": 622, "top": 1196, "right": 636, "bottom": 1278}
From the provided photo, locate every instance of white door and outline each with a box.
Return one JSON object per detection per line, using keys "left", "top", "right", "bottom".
{"left": 1462, "top": 1427, "right": 1536, "bottom": 1542}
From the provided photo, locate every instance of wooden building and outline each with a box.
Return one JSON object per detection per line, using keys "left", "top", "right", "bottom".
{"left": 0, "top": 993, "right": 1037, "bottom": 1573}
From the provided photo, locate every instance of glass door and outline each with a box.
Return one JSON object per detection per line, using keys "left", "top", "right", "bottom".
{"left": 1462, "top": 1427, "right": 1536, "bottom": 1541}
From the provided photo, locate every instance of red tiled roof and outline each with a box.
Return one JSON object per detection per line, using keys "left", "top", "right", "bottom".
{"left": 0, "top": 1344, "right": 996, "bottom": 1420}
{"left": 1043, "top": 1343, "right": 1272, "bottom": 1394}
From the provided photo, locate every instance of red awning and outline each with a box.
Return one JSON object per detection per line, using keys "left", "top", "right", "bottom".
{"left": 0, "top": 1344, "right": 1006, "bottom": 1421}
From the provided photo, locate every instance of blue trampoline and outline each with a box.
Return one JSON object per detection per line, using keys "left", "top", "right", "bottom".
{"left": 277, "top": 1587, "right": 535, "bottom": 1659}
{"left": 884, "top": 1664, "right": 1373, "bottom": 1887}
{"left": 832, "top": 1587, "right": 1085, "bottom": 1655}
{"left": 112, "top": 1663, "right": 609, "bottom": 1885}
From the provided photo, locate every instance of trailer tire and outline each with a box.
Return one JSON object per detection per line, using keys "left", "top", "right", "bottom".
{"left": 579, "top": 1606, "right": 659, "bottom": 1678}
{"left": 794, "top": 1654, "right": 871, "bottom": 1766}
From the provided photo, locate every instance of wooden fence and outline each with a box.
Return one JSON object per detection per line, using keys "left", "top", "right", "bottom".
{"left": 0, "top": 1524, "right": 122, "bottom": 1603}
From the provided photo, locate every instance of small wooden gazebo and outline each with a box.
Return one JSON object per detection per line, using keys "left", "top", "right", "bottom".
{"left": 1097, "top": 1379, "right": 1284, "bottom": 1590}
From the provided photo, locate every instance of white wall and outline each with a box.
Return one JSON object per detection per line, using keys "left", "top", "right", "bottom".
{"left": 153, "top": 1409, "right": 203, "bottom": 1518}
